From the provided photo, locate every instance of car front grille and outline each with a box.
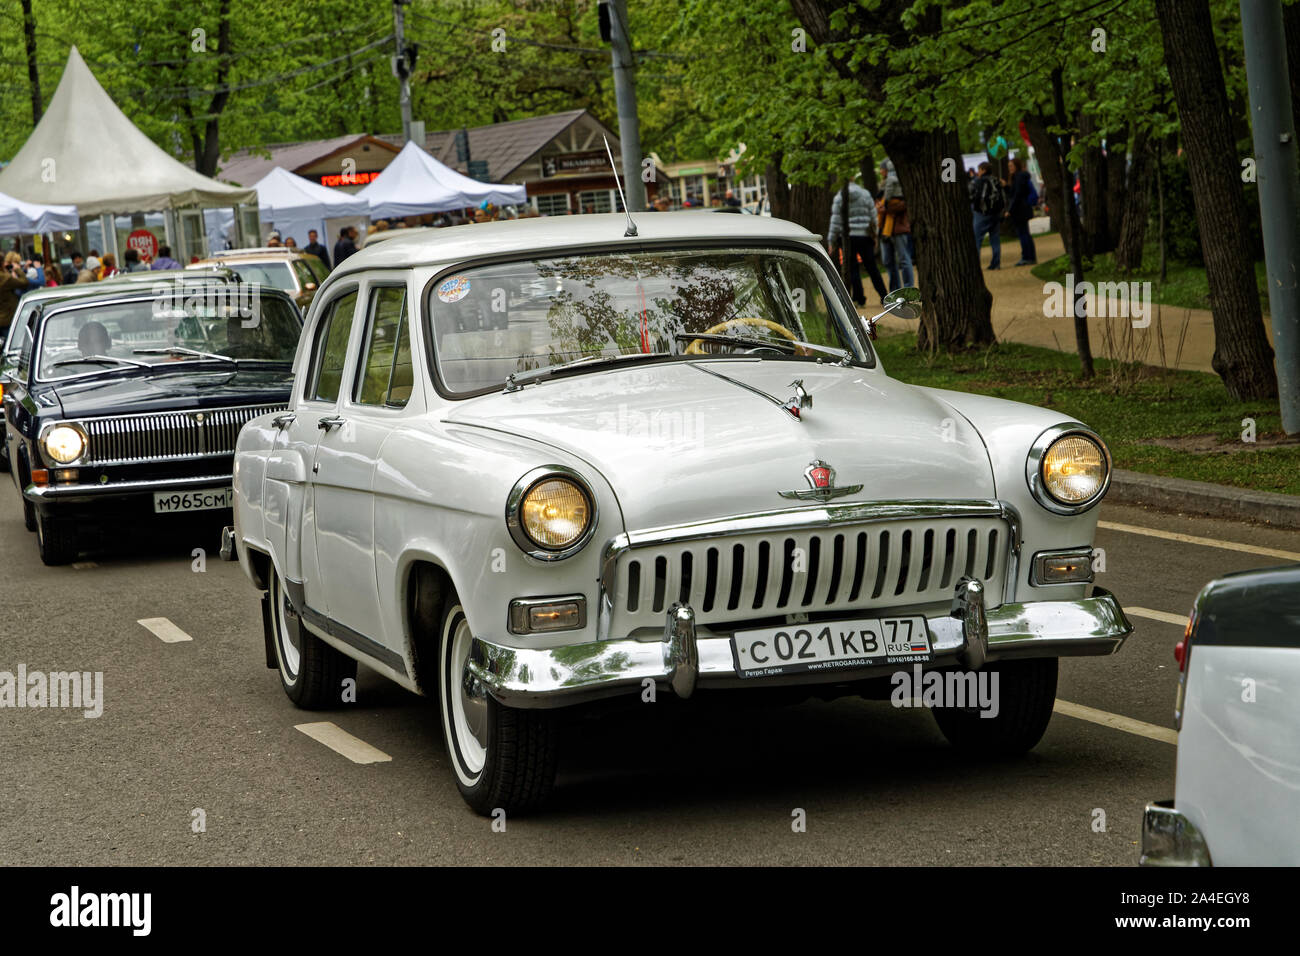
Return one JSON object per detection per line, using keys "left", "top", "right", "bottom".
{"left": 607, "top": 515, "right": 1010, "bottom": 631}
{"left": 81, "top": 404, "right": 286, "bottom": 465}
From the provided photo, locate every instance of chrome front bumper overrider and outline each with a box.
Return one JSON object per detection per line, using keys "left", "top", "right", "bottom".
{"left": 1141, "top": 800, "right": 1212, "bottom": 866}
{"left": 468, "top": 582, "right": 1132, "bottom": 709}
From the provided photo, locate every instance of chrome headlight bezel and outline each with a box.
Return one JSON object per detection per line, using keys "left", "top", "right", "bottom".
{"left": 505, "top": 465, "right": 597, "bottom": 561}
{"left": 39, "top": 421, "right": 89, "bottom": 466}
{"left": 1026, "top": 423, "right": 1111, "bottom": 515}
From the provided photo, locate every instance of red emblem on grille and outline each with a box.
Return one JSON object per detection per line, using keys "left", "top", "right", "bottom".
{"left": 778, "top": 460, "right": 863, "bottom": 501}
{"left": 808, "top": 465, "right": 832, "bottom": 489}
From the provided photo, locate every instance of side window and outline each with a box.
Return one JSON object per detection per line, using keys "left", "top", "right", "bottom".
{"left": 354, "top": 286, "right": 412, "bottom": 408}
{"left": 308, "top": 290, "right": 357, "bottom": 402}
{"left": 291, "top": 259, "right": 317, "bottom": 290}
{"left": 14, "top": 313, "right": 36, "bottom": 379}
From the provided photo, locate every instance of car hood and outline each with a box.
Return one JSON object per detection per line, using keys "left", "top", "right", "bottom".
{"left": 46, "top": 367, "right": 294, "bottom": 420}
{"left": 443, "top": 360, "right": 997, "bottom": 530}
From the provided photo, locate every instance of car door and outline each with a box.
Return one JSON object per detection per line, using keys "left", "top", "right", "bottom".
{"left": 310, "top": 280, "right": 414, "bottom": 670}
{"left": 267, "top": 285, "right": 360, "bottom": 617}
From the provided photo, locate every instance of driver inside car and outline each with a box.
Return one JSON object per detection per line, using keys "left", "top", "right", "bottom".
{"left": 77, "top": 321, "right": 112, "bottom": 357}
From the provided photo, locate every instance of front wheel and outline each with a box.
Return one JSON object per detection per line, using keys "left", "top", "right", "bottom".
{"left": 438, "top": 596, "right": 558, "bottom": 815}
{"left": 267, "top": 568, "right": 355, "bottom": 708}
{"left": 931, "top": 657, "right": 1058, "bottom": 755}
{"left": 35, "top": 510, "right": 78, "bottom": 565}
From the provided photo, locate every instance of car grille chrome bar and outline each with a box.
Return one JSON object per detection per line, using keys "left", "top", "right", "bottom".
{"left": 80, "top": 404, "right": 286, "bottom": 465}
{"left": 598, "top": 500, "right": 1021, "bottom": 639}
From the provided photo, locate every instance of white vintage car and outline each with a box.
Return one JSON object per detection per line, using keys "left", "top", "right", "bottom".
{"left": 225, "top": 211, "right": 1132, "bottom": 814}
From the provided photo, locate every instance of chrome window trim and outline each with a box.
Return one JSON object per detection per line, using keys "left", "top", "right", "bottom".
{"left": 505, "top": 465, "right": 599, "bottom": 562}
{"left": 596, "top": 499, "right": 1022, "bottom": 640}
{"left": 1025, "top": 422, "right": 1112, "bottom": 516}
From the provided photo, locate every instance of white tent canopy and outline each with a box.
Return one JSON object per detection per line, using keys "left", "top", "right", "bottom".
{"left": 0, "top": 189, "right": 78, "bottom": 234}
{"left": 253, "top": 166, "right": 369, "bottom": 249}
{"left": 0, "top": 46, "right": 255, "bottom": 217}
{"left": 357, "top": 140, "right": 527, "bottom": 217}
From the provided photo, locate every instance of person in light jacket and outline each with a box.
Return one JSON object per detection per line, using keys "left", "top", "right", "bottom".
{"left": 827, "top": 180, "right": 887, "bottom": 306}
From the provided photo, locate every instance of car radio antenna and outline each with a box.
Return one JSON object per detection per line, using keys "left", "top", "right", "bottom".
{"left": 603, "top": 135, "right": 638, "bottom": 237}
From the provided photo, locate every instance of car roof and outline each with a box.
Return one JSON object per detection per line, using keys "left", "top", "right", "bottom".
{"left": 196, "top": 248, "right": 321, "bottom": 263}
{"left": 362, "top": 227, "right": 438, "bottom": 245}
{"left": 330, "top": 211, "right": 820, "bottom": 275}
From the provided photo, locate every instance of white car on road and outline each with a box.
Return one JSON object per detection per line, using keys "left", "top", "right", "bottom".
{"left": 224, "top": 212, "right": 1132, "bottom": 814}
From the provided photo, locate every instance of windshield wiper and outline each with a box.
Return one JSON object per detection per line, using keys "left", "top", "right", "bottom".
{"left": 671, "top": 332, "right": 852, "bottom": 364}
{"left": 503, "top": 352, "right": 672, "bottom": 392}
{"left": 51, "top": 354, "right": 153, "bottom": 370}
{"left": 133, "top": 346, "right": 237, "bottom": 365}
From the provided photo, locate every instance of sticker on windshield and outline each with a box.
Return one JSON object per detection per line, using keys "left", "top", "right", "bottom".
{"left": 437, "top": 276, "right": 471, "bottom": 303}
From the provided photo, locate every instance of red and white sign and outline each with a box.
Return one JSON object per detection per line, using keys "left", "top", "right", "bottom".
{"left": 126, "top": 229, "right": 159, "bottom": 260}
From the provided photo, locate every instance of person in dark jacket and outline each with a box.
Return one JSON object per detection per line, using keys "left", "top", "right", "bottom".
{"left": 0, "top": 251, "right": 28, "bottom": 338}
{"left": 333, "top": 226, "right": 358, "bottom": 267}
{"left": 62, "top": 251, "right": 84, "bottom": 285}
{"left": 302, "top": 229, "right": 331, "bottom": 269}
{"left": 1005, "top": 156, "right": 1037, "bottom": 265}
{"left": 827, "top": 180, "right": 887, "bottom": 306}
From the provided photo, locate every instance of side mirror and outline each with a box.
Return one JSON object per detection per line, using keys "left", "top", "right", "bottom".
{"left": 863, "top": 287, "right": 922, "bottom": 337}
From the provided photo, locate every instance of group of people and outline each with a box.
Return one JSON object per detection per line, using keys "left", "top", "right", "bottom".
{"left": 263, "top": 227, "right": 337, "bottom": 267}
{"left": 826, "top": 154, "right": 1042, "bottom": 307}
{"left": 826, "top": 159, "right": 916, "bottom": 307}
{"left": 969, "top": 156, "right": 1038, "bottom": 269}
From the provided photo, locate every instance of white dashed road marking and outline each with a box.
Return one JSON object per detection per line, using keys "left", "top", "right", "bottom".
{"left": 295, "top": 722, "right": 392, "bottom": 764}
{"left": 1125, "top": 606, "right": 1189, "bottom": 627}
{"left": 138, "top": 617, "right": 193, "bottom": 643}
{"left": 1097, "top": 520, "right": 1300, "bottom": 561}
{"left": 1054, "top": 699, "right": 1178, "bottom": 746}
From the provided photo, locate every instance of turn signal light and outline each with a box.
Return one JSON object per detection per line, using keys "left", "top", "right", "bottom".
{"left": 1174, "top": 640, "right": 1186, "bottom": 671}
{"left": 30, "top": 469, "right": 49, "bottom": 486}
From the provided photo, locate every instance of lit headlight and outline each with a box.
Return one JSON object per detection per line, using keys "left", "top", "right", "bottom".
{"left": 507, "top": 467, "right": 596, "bottom": 559}
{"left": 42, "top": 424, "right": 87, "bottom": 464}
{"left": 1027, "top": 425, "right": 1110, "bottom": 514}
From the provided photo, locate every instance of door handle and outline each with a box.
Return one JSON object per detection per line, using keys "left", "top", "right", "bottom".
{"left": 272, "top": 412, "right": 296, "bottom": 429}
{"left": 317, "top": 415, "right": 346, "bottom": 431}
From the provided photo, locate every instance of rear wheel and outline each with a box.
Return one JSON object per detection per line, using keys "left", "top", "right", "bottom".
{"left": 35, "top": 510, "right": 78, "bottom": 565}
{"left": 438, "top": 595, "right": 558, "bottom": 815}
{"left": 931, "top": 657, "right": 1059, "bottom": 755}
{"left": 268, "top": 568, "right": 355, "bottom": 708}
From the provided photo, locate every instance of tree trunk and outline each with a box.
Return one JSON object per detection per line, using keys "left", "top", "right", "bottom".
{"left": 787, "top": 178, "right": 835, "bottom": 239}
{"left": 1023, "top": 114, "right": 1069, "bottom": 242}
{"left": 838, "top": 182, "right": 852, "bottom": 285}
{"left": 1155, "top": 0, "right": 1277, "bottom": 400}
{"left": 1284, "top": 1, "right": 1300, "bottom": 155}
{"left": 766, "top": 153, "right": 790, "bottom": 221}
{"left": 1105, "top": 125, "right": 1129, "bottom": 250}
{"left": 1114, "top": 128, "right": 1152, "bottom": 273}
{"left": 1052, "top": 68, "right": 1095, "bottom": 378}
{"left": 194, "top": 0, "right": 233, "bottom": 176}
{"left": 1078, "top": 113, "right": 1112, "bottom": 256}
{"left": 860, "top": 158, "right": 879, "bottom": 198}
{"left": 20, "top": 0, "right": 41, "bottom": 126}
{"left": 884, "top": 126, "right": 996, "bottom": 349}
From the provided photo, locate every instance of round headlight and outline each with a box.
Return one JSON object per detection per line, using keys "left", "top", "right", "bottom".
{"left": 520, "top": 477, "right": 591, "bottom": 549}
{"left": 1039, "top": 432, "right": 1108, "bottom": 507}
{"left": 43, "top": 424, "right": 86, "bottom": 464}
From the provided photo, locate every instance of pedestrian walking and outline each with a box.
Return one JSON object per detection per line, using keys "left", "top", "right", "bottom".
{"left": 77, "top": 256, "right": 100, "bottom": 283}
{"left": 969, "top": 161, "right": 1005, "bottom": 270}
{"left": 99, "top": 253, "right": 120, "bottom": 279}
{"left": 62, "top": 251, "right": 83, "bottom": 285}
{"left": 302, "top": 229, "right": 331, "bottom": 269}
{"left": 151, "top": 245, "right": 182, "bottom": 270}
{"left": 827, "top": 179, "right": 887, "bottom": 306}
{"left": 877, "top": 160, "right": 914, "bottom": 291}
{"left": 333, "top": 226, "right": 359, "bottom": 267}
{"left": 123, "top": 248, "right": 148, "bottom": 273}
{"left": 0, "top": 251, "right": 28, "bottom": 337}
{"left": 1005, "top": 156, "right": 1038, "bottom": 265}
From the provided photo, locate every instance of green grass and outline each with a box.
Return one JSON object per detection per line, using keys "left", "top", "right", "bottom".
{"left": 875, "top": 332, "right": 1300, "bottom": 496}
{"left": 1029, "top": 247, "right": 1270, "bottom": 315}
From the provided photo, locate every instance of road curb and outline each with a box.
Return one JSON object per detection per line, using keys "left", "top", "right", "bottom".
{"left": 1108, "top": 469, "right": 1300, "bottom": 530}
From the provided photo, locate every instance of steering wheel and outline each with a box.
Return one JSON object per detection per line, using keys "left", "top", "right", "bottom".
{"left": 684, "top": 317, "right": 798, "bottom": 355}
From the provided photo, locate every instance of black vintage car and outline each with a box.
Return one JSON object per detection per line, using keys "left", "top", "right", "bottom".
{"left": 1, "top": 276, "right": 302, "bottom": 564}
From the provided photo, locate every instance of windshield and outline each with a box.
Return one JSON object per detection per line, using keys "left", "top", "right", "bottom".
{"left": 426, "top": 246, "right": 866, "bottom": 394}
{"left": 224, "top": 261, "right": 297, "bottom": 291}
{"left": 38, "top": 291, "right": 301, "bottom": 380}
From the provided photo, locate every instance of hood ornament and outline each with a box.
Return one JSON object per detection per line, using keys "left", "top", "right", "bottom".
{"left": 779, "top": 460, "right": 862, "bottom": 501}
{"left": 782, "top": 379, "right": 812, "bottom": 420}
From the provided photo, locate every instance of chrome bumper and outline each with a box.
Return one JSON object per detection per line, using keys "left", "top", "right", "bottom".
{"left": 1141, "top": 800, "right": 1212, "bottom": 866}
{"left": 468, "top": 582, "right": 1132, "bottom": 709}
{"left": 24, "top": 474, "right": 232, "bottom": 502}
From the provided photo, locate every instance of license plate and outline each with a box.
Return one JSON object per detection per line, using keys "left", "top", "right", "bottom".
{"left": 731, "top": 616, "right": 931, "bottom": 678}
{"left": 153, "top": 487, "right": 234, "bottom": 514}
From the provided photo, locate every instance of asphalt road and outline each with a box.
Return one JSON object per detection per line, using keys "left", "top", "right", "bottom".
{"left": 2, "top": 481, "right": 1296, "bottom": 866}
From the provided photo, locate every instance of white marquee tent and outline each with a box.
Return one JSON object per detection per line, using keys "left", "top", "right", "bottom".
{"left": 357, "top": 140, "right": 527, "bottom": 218}
{"left": 252, "top": 167, "right": 369, "bottom": 252}
{"left": 0, "top": 189, "right": 78, "bottom": 234}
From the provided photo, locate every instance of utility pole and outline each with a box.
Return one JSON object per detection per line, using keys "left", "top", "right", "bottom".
{"left": 1241, "top": 0, "right": 1300, "bottom": 434}
{"left": 392, "top": 0, "right": 415, "bottom": 144}
{"left": 603, "top": 0, "right": 646, "bottom": 211}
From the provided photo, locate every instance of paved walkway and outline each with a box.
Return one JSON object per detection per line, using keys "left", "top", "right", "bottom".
{"left": 873, "top": 230, "right": 1276, "bottom": 374}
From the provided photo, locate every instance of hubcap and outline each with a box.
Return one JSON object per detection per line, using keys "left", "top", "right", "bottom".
{"left": 449, "top": 616, "right": 487, "bottom": 776}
